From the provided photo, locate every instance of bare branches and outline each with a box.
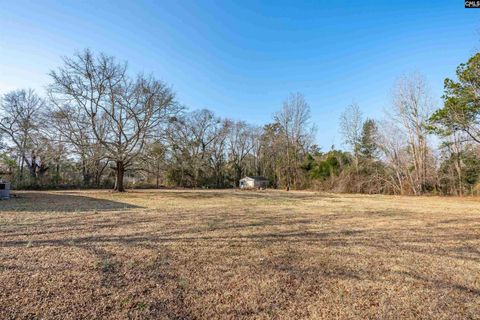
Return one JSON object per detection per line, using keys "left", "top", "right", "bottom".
{"left": 339, "top": 103, "right": 363, "bottom": 155}
{"left": 227, "top": 120, "right": 255, "bottom": 186}
{"left": 49, "top": 49, "right": 179, "bottom": 191}
{"left": 383, "top": 73, "right": 435, "bottom": 194}
{"left": 0, "top": 89, "right": 49, "bottom": 179}
{"left": 273, "top": 92, "right": 315, "bottom": 188}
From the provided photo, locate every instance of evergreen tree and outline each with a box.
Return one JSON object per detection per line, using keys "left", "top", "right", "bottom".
{"left": 359, "top": 119, "right": 379, "bottom": 159}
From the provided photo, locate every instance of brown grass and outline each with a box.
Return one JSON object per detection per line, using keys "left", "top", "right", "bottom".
{"left": 0, "top": 189, "right": 479, "bottom": 319}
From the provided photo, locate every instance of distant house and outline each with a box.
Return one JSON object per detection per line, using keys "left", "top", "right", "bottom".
{"left": 239, "top": 176, "right": 268, "bottom": 189}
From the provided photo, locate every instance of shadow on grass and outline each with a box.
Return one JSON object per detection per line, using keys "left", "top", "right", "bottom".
{"left": 0, "top": 192, "right": 142, "bottom": 212}
{"left": 158, "top": 190, "right": 335, "bottom": 201}
{"left": 397, "top": 270, "right": 480, "bottom": 295}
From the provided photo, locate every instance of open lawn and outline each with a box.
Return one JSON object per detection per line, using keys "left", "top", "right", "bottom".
{"left": 0, "top": 190, "right": 479, "bottom": 319}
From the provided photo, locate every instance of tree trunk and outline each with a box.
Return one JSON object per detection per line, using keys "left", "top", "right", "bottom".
{"left": 114, "top": 161, "right": 125, "bottom": 192}
{"left": 28, "top": 165, "right": 36, "bottom": 179}
{"left": 20, "top": 156, "right": 25, "bottom": 180}
{"left": 94, "top": 161, "right": 108, "bottom": 187}
{"left": 454, "top": 150, "right": 463, "bottom": 196}
{"left": 81, "top": 159, "right": 91, "bottom": 186}
{"left": 27, "top": 152, "right": 37, "bottom": 179}
{"left": 235, "top": 165, "right": 242, "bottom": 188}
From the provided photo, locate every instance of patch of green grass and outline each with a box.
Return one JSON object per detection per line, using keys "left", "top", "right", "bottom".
{"left": 134, "top": 302, "right": 148, "bottom": 311}
{"left": 94, "top": 258, "right": 114, "bottom": 272}
{"left": 178, "top": 277, "right": 189, "bottom": 290}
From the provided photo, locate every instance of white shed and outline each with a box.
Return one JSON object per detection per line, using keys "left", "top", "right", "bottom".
{"left": 239, "top": 176, "right": 268, "bottom": 189}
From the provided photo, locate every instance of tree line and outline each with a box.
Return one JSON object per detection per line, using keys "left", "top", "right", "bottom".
{"left": 1, "top": 49, "right": 480, "bottom": 195}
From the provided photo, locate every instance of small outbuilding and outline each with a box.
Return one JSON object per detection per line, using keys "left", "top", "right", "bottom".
{"left": 239, "top": 176, "right": 268, "bottom": 189}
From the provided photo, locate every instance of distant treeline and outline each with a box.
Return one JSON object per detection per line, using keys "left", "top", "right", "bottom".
{"left": 1, "top": 49, "right": 480, "bottom": 195}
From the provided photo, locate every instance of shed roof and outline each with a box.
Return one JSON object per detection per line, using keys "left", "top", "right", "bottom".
{"left": 241, "top": 176, "right": 268, "bottom": 181}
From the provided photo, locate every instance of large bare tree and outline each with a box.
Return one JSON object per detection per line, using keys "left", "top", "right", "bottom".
{"left": 49, "top": 50, "right": 179, "bottom": 191}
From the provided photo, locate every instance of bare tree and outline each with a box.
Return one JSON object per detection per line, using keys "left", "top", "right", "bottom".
{"left": 167, "top": 109, "right": 221, "bottom": 187}
{"left": 389, "top": 73, "right": 434, "bottom": 194}
{"left": 339, "top": 103, "right": 363, "bottom": 170}
{"left": 377, "top": 120, "right": 409, "bottom": 194}
{"left": 49, "top": 103, "right": 108, "bottom": 186}
{"left": 208, "top": 119, "right": 230, "bottom": 187}
{"left": 274, "top": 92, "right": 314, "bottom": 189}
{"left": 249, "top": 125, "right": 264, "bottom": 176}
{"left": 227, "top": 120, "right": 254, "bottom": 187}
{"left": 140, "top": 139, "right": 166, "bottom": 188}
{"left": 258, "top": 122, "right": 282, "bottom": 187}
{"left": 0, "top": 89, "right": 48, "bottom": 179}
{"left": 49, "top": 50, "right": 179, "bottom": 191}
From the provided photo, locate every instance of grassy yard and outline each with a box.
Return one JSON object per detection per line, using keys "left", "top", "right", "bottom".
{"left": 0, "top": 190, "right": 479, "bottom": 319}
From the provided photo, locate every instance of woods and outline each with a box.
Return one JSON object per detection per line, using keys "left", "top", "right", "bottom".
{"left": 1, "top": 49, "right": 480, "bottom": 195}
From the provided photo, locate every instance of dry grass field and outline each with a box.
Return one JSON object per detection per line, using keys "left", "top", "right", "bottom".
{"left": 0, "top": 190, "right": 479, "bottom": 319}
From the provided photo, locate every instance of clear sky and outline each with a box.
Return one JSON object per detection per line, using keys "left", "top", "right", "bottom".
{"left": 1, "top": 0, "right": 479, "bottom": 150}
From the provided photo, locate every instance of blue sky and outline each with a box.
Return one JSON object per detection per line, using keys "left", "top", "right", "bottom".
{"left": 1, "top": 0, "right": 479, "bottom": 150}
